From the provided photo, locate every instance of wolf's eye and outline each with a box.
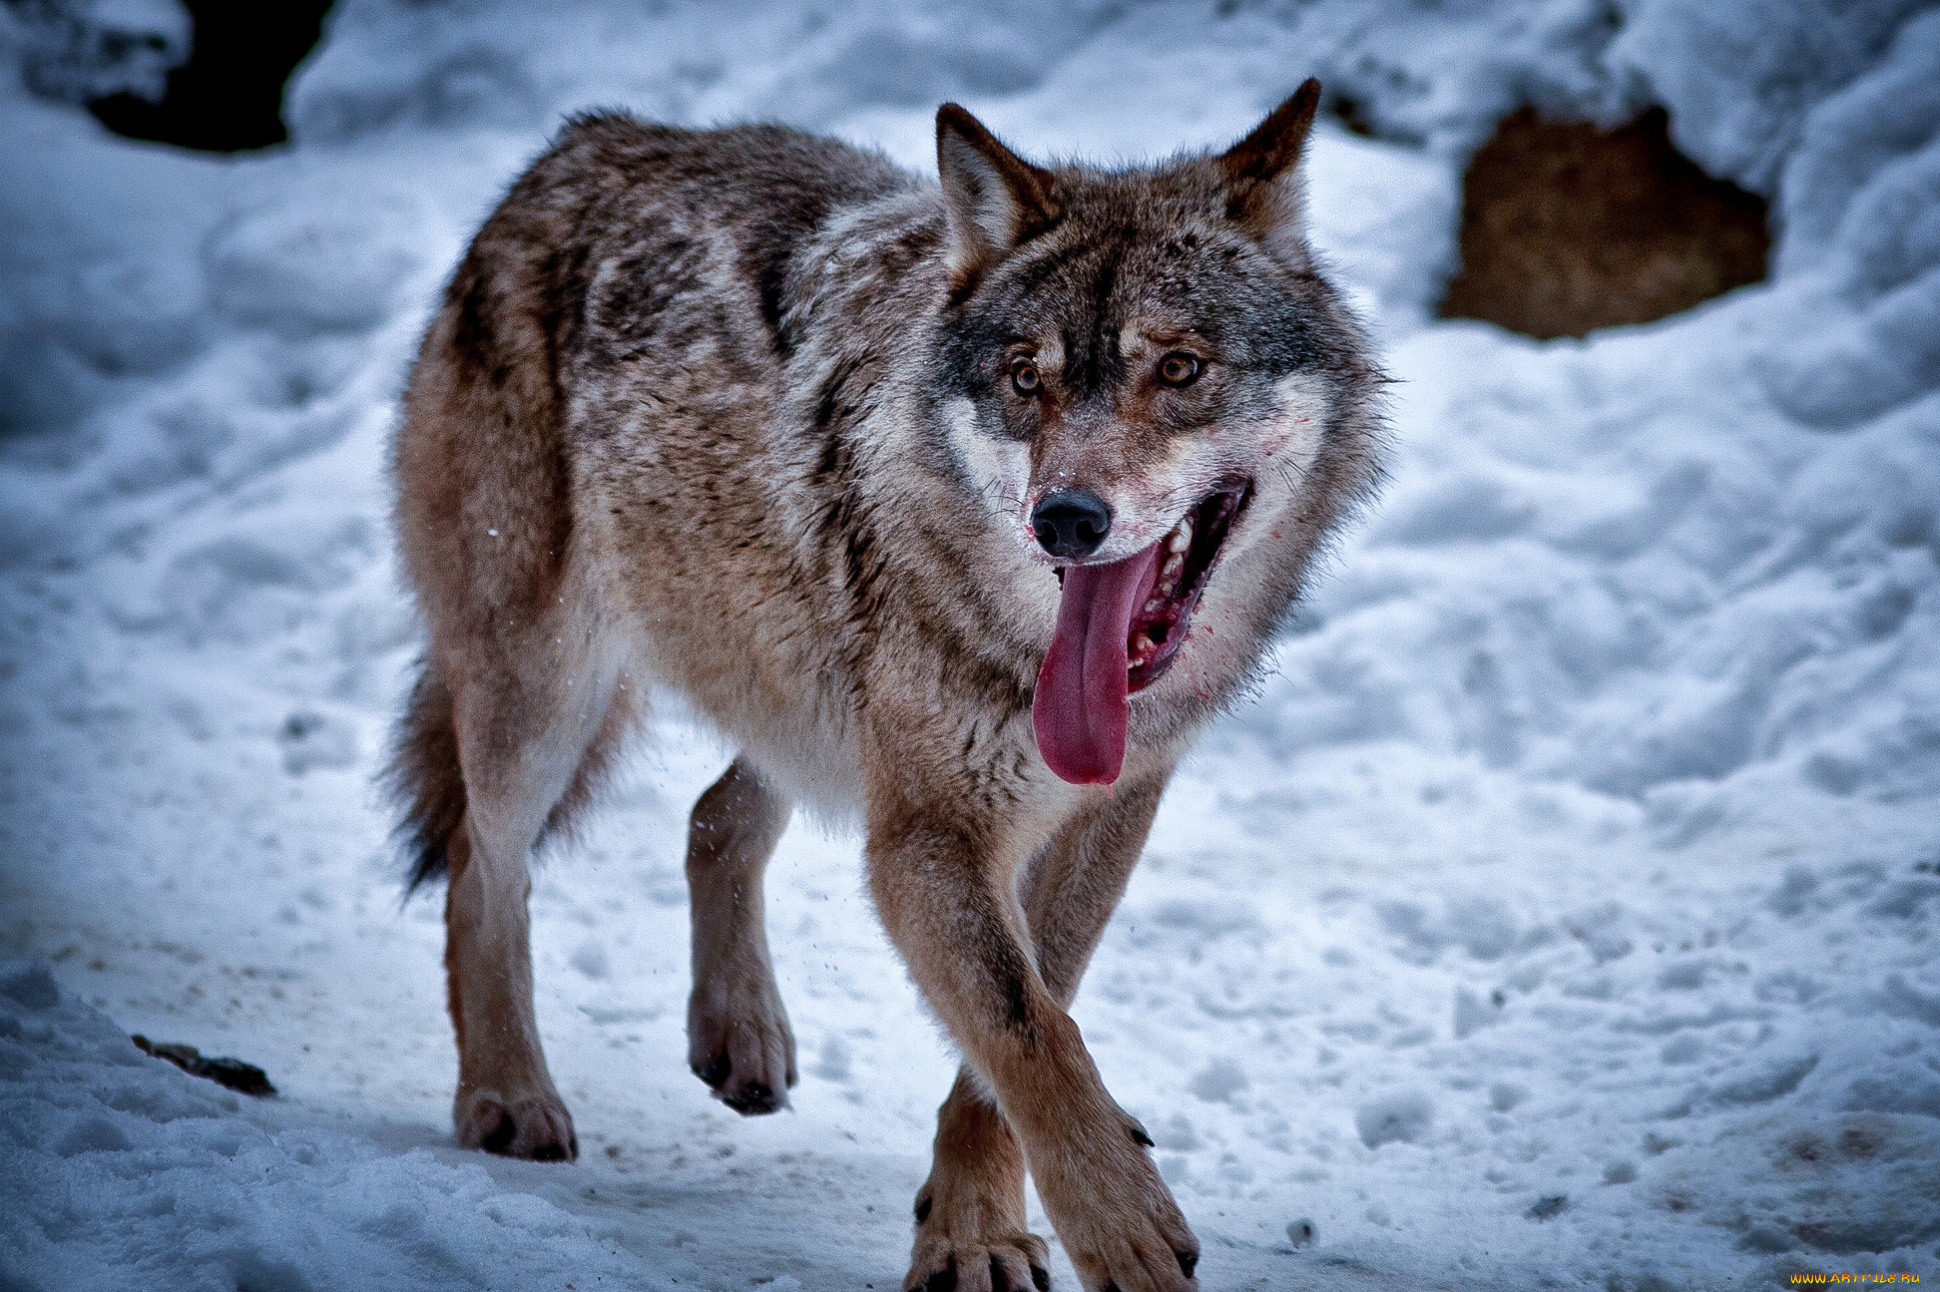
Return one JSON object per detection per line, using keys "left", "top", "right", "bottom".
{"left": 1157, "top": 353, "right": 1201, "bottom": 387}
{"left": 1009, "top": 357, "right": 1041, "bottom": 396}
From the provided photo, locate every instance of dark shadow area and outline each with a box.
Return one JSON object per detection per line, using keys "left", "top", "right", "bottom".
{"left": 1439, "top": 107, "right": 1770, "bottom": 340}
{"left": 87, "top": 0, "right": 333, "bottom": 152}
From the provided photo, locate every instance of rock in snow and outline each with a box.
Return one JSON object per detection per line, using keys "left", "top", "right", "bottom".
{"left": 2, "top": 1, "right": 1938, "bottom": 1289}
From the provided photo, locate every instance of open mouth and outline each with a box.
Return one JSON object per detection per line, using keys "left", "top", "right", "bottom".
{"left": 1126, "top": 485, "right": 1249, "bottom": 693}
{"left": 1033, "top": 484, "right": 1250, "bottom": 785}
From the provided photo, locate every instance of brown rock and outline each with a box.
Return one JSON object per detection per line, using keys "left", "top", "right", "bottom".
{"left": 1440, "top": 107, "right": 1769, "bottom": 339}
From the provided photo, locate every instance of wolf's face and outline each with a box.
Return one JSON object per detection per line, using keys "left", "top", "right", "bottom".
{"left": 938, "top": 189, "right": 1348, "bottom": 555}
{"left": 925, "top": 88, "right": 1373, "bottom": 783}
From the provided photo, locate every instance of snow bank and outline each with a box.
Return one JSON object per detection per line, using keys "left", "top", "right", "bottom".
{"left": 2, "top": 0, "right": 1937, "bottom": 1288}
{"left": 0, "top": 960, "right": 661, "bottom": 1292}
{"left": 0, "top": 0, "right": 189, "bottom": 108}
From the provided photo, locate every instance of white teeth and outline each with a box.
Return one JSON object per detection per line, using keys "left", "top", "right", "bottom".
{"left": 1167, "top": 520, "right": 1193, "bottom": 555}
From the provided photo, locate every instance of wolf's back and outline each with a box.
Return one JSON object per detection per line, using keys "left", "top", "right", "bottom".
{"left": 386, "top": 116, "right": 917, "bottom": 884}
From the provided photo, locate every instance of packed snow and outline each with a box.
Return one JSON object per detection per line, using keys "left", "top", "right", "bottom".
{"left": 3, "top": 1, "right": 1938, "bottom": 1289}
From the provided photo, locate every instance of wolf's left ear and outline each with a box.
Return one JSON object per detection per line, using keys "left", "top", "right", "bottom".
{"left": 1219, "top": 78, "right": 1322, "bottom": 263}
{"left": 937, "top": 103, "right": 1061, "bottom": 290}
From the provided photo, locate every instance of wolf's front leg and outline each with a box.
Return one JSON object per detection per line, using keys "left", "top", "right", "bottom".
{"left": 906, "top": 775, "right": 1173, "bottom": 1292}
{"left": 867, "top": 779, "right": 1196, "bottom": 1292}
{"left": 908, "top": 1069, "right": 1048, "bottom": 1292}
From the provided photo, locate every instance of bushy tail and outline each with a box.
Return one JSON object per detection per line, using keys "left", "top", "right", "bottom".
{"left": 389, "top": 658, "right": 466, "bottom": 893}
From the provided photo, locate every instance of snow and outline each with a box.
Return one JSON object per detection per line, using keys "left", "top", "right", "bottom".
{"left": 1, "top": 0, "right": 188, "bottom": 107}
{"left": 2, "top": 1, "right": 1938, "bottom": 1289}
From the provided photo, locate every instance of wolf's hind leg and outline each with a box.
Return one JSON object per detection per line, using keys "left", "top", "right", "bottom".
{"left": 444, "top": 651, "right": 627, "bottom": 1161}
{"left": 685, "top": 757, "right": 796, "bottom": 1115}
{"left": 444, "top": 816, "right": 577, "bottom": 1160}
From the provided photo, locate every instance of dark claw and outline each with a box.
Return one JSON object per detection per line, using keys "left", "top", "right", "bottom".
{"left": 1129, "top": 1119, "right": 1155, "bottom": 1148}
{"left": 923, "top": 1259, "right": 958, "bottom": 1292}
{"left": 477, "top": 1109, "right": 575, "bottom": 1160}
{"left": 914, "top": 1194, "right": 933, "bottom": 1223}
{"left": 991, "top": 1256, "right": 1046, "bottom": 1292}
{"left": 530, "top": 1134, "right": 574, "bottom": 1162}
{"left": 1177, "top": 1248, "right": 1198, "bottom": 1278}
{"left": 721, "top": 1080, "right": 782, "bottom": 1115}
{"left": 480, "top": 1109, "right": 516, "bottom": 1155}
{"left": 993, "top": 1257, "right": 1047, "bottom": 1292}
{"left": 691, "top": 1050, "right": 732, "bottom": 1089}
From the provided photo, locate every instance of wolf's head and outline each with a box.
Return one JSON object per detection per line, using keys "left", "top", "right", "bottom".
{"left": 926, "top": 81, "right": 1381, "bottom": 785}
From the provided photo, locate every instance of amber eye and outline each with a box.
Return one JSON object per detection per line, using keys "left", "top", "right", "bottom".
{"left": 1157, "top": 353, "right": 1201, "bottom": 387}
{"left": 1009, "top": 357, "right": 1042, "bottom": 396}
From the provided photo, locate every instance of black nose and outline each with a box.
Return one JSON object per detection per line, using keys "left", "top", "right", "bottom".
{"left": 1031, "top": 489, "right": 1112, "bottom": 558}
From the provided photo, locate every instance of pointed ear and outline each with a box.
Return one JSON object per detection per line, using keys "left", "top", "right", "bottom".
{"left": 1219, "top": 78, "right": 1322, "bottom": 262}
{"left": 936, "top": 103, "right": 1061, "bottom": 289}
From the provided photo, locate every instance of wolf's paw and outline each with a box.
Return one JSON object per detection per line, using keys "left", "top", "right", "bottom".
{"left": 905, "top": 1142, "right": 1046, "bottom": 1292}
{"left": 687, "top": 972, "right": 796, "bottom": 1115}
{"left": 1035, "top": 1130, "right": 1197, "bottom": 1292}
{"left": 455, "top": 1087, "right": 578, "bottom": 1161}
{"left": 904, "top": 1222, "right": 1050, "bottom": 1292}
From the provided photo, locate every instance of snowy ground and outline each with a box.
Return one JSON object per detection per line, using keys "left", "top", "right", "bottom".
{"left": 3, "top": 1, "right": 1939, "bottom": 1289}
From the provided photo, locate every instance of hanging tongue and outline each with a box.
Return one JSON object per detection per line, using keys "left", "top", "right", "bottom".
{"left": 1033, "top": 544, "right": 1162, "bottom": 785}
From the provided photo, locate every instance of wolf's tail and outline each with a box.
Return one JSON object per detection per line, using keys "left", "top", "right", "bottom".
{"left": 390, "top": 658, "right": 466, "bottom": 892}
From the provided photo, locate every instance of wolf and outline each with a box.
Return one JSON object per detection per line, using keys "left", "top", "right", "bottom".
{"left": 389, "top": 77, "right": 1381, "bottom": 1292}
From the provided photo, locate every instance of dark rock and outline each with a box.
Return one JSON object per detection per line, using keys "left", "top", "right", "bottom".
{"left": 132, "top": 1034, "right": 276, "bottom": 1096}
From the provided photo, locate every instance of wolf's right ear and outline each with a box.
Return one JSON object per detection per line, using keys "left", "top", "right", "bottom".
{"left": 936, "top": 104, "right": 1061, "bottom": 291}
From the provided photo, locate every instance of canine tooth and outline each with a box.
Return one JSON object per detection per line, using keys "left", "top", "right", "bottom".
{"left": 1168, "top": 521, "right": 1193, "bottom": 554}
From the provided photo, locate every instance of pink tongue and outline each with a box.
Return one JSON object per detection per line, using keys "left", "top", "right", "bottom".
{"left": 1033, "top": 544, "right": 1161, "bottom": 785}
